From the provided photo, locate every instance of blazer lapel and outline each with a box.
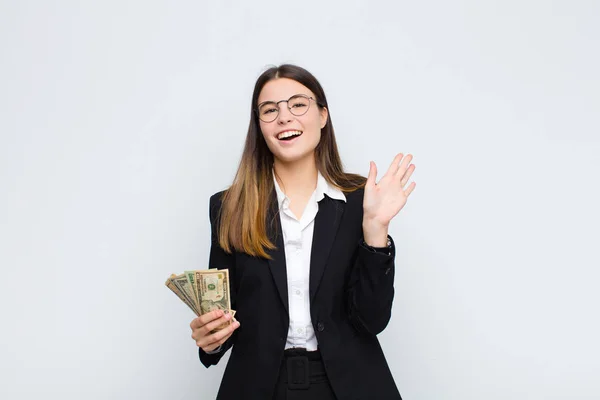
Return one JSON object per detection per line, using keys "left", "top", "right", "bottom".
{"left": 309, "top": 195, "right": 345, "bottom": 303}
{"left": 266, "top": 190, "right": 289, "bottom": 317}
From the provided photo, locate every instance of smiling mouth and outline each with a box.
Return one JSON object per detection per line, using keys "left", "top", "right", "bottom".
{"left": 277, "top": 130, "right": 303, "bottom": 141}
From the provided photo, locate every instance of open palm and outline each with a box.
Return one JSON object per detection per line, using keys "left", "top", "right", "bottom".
{"left": 363, "top": 153, "right": 416, "bottom": 227}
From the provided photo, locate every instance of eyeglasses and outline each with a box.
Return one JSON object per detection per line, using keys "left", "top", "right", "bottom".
{"left": 256, "top": 94, "right": 320, "bottom": 123}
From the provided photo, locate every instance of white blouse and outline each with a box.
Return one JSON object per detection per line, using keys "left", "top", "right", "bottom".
{"left": 273, "top": 170, "right": 346, "bottom": 351}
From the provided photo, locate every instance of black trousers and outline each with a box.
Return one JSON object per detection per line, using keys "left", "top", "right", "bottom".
{"left": 272, "top": 348, "right": 337, "bottom": 400}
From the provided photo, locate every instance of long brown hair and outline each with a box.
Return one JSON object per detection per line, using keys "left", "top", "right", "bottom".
{"left": 217, "top": 64, "right": 366, "bottom": 259}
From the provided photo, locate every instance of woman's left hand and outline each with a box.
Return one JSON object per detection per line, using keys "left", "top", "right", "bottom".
{"left": 363, "top": 153, "right": 416, "bottom": 230}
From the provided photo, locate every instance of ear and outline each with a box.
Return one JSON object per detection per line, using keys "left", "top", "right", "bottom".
{"left": 319, "top": 106, "right": 329, "bottom": 129}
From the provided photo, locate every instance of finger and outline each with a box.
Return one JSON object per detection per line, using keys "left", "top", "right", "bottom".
{"left": 400, "top": 164, "right": 416, "bottom": 187}
{"left": 190, "top": 309, "right": 224, "bottom": 330}
{"left": 199, "top": 319, "right": 240, "bottom": 348}
{"left": 395, "top": 154, "right": 413, "bottom": 177}
{"left": 384, "top": 153, "right": 403, "bottom": 177}
{"left": 206, "top": 327, "right": 236, "bottom": 351}
{"left": 366, "top": 161, "right": 377, "bottom": 188}
{"left": 405, "top": 181, "right": 416, "bottom": 197}
{"left": 203, "top": 329, "right": 234, "bottom": 353}
{"left": 192, "top": 313, "right": 233, "bottom": 340}
{"left": 190, "top": 310, "right": 222, "bottom": 330}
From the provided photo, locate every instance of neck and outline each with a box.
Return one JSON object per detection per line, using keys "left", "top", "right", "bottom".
{"left": 273, "top": 156, "right": 318, "bottom": 198}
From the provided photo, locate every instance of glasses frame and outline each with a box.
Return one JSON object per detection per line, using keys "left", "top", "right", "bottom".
{"left": 255, "top": 94, "right": 322, "bottom": 123}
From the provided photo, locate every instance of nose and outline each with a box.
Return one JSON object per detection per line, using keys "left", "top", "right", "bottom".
{"left": 276, "top": 102, "right": 293, "bottom": 125}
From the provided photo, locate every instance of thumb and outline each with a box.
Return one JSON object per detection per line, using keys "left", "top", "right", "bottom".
{"left": 366, "top": 161, "right": 377, "bottom": 188}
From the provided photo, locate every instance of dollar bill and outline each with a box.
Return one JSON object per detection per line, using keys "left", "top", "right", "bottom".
{"left": 195, "top": 269, "right": 232, "bottom": 331}
{"left": 184, "top": 270, "right": 201, "bottom": 311}
{"left": 165, "top": 275, "right": 198, "bottom": 315}
{"left": 170, "top": 273, "right": 201, "bottom": 315}
{"left": 166, "top": 270, "right": 236, "bottom": 331}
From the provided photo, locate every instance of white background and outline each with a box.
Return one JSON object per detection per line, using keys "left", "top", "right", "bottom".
{"left": 1, "top": 1, "right": 599, "bottom": 399}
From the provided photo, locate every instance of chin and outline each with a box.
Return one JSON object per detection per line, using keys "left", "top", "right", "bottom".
{"left": 275, "top": 150, "right": 316, "bottom": 164}
{"left": 268, "top": 137, "right": 320, "bottom": 164}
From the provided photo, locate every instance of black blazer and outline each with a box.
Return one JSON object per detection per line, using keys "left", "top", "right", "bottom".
{"left": 199, "top": 187, "right": 402, "bottom": 400}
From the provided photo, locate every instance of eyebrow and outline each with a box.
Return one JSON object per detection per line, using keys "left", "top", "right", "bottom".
{"left": 257, "top": 93, "right": 311, "bottom": 105}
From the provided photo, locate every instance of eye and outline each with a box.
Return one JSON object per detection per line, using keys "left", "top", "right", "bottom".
{"left": 259, "top": 104, "right": 278, "bottom": 115}
{"left": 291, "top": 103, "right": 306, "bottom": 108}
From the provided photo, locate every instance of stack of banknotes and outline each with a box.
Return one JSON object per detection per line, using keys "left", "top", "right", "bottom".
{"left": 165, "top": 269, "right": 235, "bottom": 331}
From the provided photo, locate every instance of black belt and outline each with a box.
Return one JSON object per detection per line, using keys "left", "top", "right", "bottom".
{"left": 281, "top": 348, "right": 326, "bottom": 390}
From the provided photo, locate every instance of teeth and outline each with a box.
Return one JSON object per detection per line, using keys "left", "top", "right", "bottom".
{"left": 277, "top": 130, "right": 302, "bottom": 140}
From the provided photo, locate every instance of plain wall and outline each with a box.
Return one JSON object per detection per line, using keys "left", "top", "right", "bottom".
{"left": 1, "top": 1, "right": 599, "bottom": 399}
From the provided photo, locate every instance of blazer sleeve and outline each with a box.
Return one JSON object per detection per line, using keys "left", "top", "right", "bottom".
{"left": 346, "top": 234, "right": 396, "bottom": 336}
{"left": 198, "top": 191, "right": 238, "bottom": 368}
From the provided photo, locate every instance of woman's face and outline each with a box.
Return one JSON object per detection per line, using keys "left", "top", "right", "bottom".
{"left": 257, "top": 78, "right": 328, "bottom": 165}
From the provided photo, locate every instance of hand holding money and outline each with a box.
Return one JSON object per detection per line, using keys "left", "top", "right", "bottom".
{"left": 165, "top": 269, "right": 236, "bottom": 332}
{"left": 190, "top": 309, "right": 240, "bottom": 353}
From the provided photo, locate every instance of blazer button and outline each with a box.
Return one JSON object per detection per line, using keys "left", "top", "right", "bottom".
{"left": 317, "top": 322, "right": 325, "bottom": 332}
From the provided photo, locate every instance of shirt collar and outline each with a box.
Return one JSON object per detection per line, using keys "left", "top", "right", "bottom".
{"left": 273, "top": 169, "right": 347, "bottom": 209}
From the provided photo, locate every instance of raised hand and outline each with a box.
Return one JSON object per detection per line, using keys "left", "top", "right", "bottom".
{"left": 362, "top": 153, "right": 416, "bottom": 246}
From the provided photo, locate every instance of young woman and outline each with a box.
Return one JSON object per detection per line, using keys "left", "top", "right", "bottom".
{"left": 190, "top": 64, "right": 416, "bottom": 399}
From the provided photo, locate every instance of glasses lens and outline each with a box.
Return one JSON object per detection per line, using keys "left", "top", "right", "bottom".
{"left": 288, "top": 95, "right": 311, "bottom": 116}
{"left": 258, "top": 102, "right": 278, "bottom": 122}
